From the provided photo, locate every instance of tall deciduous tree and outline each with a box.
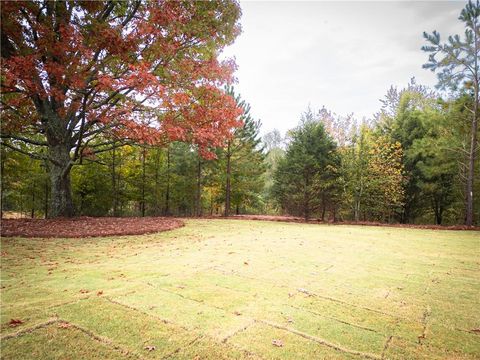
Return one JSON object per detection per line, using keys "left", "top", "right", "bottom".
{"left": 364, "top": 136, "right": 405, "bottom": 222}
{"left": 422, "top": 0, "right": 480, "bottom": 225}
{"left": 341, "top": 123, "right": 370, "bottom": 221}
{"left": 1, "top": 0, "right": 242, "bottom": 217}
{"left": 340, "top": 123, "right": 404, "bottom": 222}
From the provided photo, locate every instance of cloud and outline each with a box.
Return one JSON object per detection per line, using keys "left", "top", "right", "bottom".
{"left": 223, "top": 1, "right": 467, "bottom": 135}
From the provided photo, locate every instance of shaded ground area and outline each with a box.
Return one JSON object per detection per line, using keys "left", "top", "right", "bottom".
{"left": 1, "top": 217, "right": 183, "bottom": 238}
{"left": 1, "top": 220, "right": 479, "bottom": 359}
{"left": 227, "top": 214, "right": 480, "bottom": 230}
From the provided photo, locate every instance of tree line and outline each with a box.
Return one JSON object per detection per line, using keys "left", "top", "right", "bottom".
{"left": 1, "top": 89, "right": 265, "bottom": 218}
{"left": 270, "top": 81, "right": 479, "bottom": 225}
{"left": 3, "top": 76, "right": 478, "bottom": 225}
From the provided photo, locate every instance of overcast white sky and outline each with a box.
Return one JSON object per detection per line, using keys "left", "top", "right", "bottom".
{"left": 222, "top": 1, "right": 467, "bottom": 136}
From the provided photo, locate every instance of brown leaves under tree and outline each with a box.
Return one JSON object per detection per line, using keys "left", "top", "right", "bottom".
{"left": 1, "top": 217, "right": 183, "bottom": 238}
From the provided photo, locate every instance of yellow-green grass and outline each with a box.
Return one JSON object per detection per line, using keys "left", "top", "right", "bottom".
{"left": 1, "top": 219, "right": 479, "bottom": 359}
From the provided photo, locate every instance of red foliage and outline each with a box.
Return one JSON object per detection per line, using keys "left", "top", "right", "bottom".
{"left": 1, "top": 217, "right": 184, "bottom": 238}
{"left": 1, "top": 1, "right": 242, "bottom": 157}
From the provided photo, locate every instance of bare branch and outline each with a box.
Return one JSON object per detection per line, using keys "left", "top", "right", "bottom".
{"left": 89, "top": 141, "right": 132, "bottom": 155}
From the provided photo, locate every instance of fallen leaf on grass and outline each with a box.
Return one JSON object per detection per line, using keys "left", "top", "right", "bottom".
{"left": 145, "top": 345, "right": 156, "bottom": 351}
{"left": 297, "top": 288, "right": 313, "bottom": 296}
{"left": 97, "top": 291, "right": 103, "bottom": 296}
{"left": 233, "top": 311, "right": 242, "bottom": 316}
{"left": 470, "top": 328, "right": 480, "bottom": 334}
{"left": 8, "top": 319, "right": 23, "bottom": 327}
{"left": 79, "top": 289, "right": 89, "bottom": 294}
{"left": 272, "top": 339, "right": 284, "bottom": 347}
{"left": 244, "top": 261, "right": 249, "bottom": 265}
{"left": 58, "top": 322, "right": 71, "bottom": 329}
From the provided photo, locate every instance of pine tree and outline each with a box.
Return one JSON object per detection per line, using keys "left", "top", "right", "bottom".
{"left": 422, "top": 0, "right": 480, "bottom": 225}
{"left": 219, "top": 88, "right": 265, "bottom": 216}
{"left": 273, "top": 111, "right": 339, "bottom": 221}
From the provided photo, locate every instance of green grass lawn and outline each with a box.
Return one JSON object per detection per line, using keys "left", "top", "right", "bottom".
{"left": 1, "top": 219, "right": 479, "bottom": 359}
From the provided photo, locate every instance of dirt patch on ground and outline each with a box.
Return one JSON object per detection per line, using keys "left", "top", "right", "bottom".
{"left": 1, "top": 217, "right": 184, "bottom": 238}
{"left": 221, "top": 215, "right": 480, "bottom": 231}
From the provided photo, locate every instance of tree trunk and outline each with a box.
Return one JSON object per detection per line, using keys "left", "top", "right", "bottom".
{"left": 111, "top": 147, "right": 119, "bottom": 216}
{"left": 210, "top": 191, "right": 214, "bottom": 216}
{"left": 354, "top": 199, "right": 359, "bottom": 222}
{"left": 432, "top": 197, "right": 443, "bottom": 225}
{"left": 164, "top": 145, "right": 170, "bottom": 216}
{"left": 30, "top": 180, "right": 35, "bottom": 218}
{"left": 321, "top": 193, "right": 326, "bottom": 221}
{"left": 48, "top": 144, "right": 74, "bottom": 217}
{"left": 465, "top": 83, "right": 478, "bottom": 226}
{"left": 195, "top": 155, "right": 202, "bottom": 217}
{"left": 141, "top": 147, "right": 146, "bottom": 217}
{"left": 44, "top": 176, "right": 49, "bottom": 218}
{"left": 0, "top": 150, "right": 5, "bottom": 219}
{"left": 303, "top": 175, "right": 310, "bottom": 221}
{"left": 154, "top": 148, "right": 160, "bottom": 215}
{"left": 354, "top": 186, "right": 362, "bottom": 222}
{"left": 224, "top": 142, "right": 231, "bottom": 217}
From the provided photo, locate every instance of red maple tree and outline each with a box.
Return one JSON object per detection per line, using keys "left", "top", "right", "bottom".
{"left": 1, "top": 0, "right": 243, "bottom": 217}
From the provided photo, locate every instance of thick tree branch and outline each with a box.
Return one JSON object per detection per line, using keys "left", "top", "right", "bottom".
{"left": 0, "top": 134, "right": 48, "bottom": 146}
{"left": 0, "top": 141, "right": 48, "bottom": 161}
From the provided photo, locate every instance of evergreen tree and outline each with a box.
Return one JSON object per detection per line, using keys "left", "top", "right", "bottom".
{"left": 273, "top": 111, "right": 339, "bottom": 221}
{"left": 389, "top": 91, "right": 430, "bottom": 223}
{"left": 218, "top": 88, "right": 265, "bottom": 216}
{"left": 422, "top": 0, "right": 480, "bottom": 225}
